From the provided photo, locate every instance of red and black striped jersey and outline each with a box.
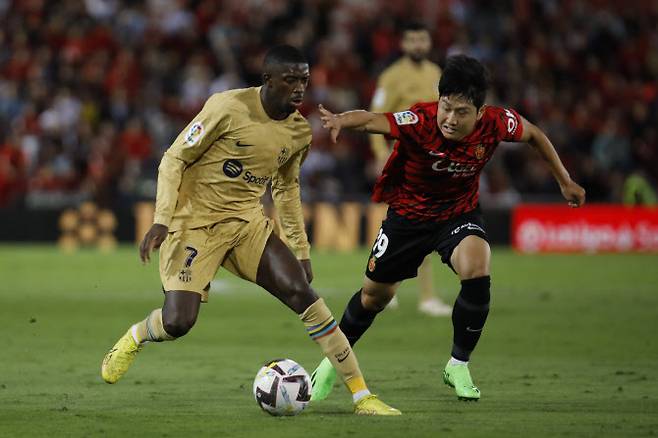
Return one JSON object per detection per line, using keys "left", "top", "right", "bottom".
{"left": 372, "top": 102, "right": 524, "bottom": 222}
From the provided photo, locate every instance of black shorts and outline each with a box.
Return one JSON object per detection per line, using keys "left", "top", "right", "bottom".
{"left": 365, "top": 208, "right": 488, "bottom": 283}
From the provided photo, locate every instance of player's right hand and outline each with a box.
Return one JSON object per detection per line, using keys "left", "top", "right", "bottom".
{"left": 139, "top": 223, "right": 169, "bottom": 264}
{"left": 318, "top": 104, "right": 341, "bottom": 143}
{"left": 560, "top": 179, "right": 586, "bottom": 208}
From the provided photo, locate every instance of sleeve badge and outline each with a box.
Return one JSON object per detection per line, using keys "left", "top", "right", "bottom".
{"left": 185, "top": 121, "right": 205, "bottom": 146}
{"left": 393, "top": 110, "right": 419, "bottom": 125}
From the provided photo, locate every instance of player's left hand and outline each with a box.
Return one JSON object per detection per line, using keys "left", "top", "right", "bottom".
{"left": 560, "top": 179, "right": 586, "bottom": 208}
{"left": 318, "top": 104, "right": 341, "bottom": 143}
{"left": 299, "top": 259, "right": 313, "bottom": 284}
{"left": 139, "top": 223, "right": 169, "bottom": 264}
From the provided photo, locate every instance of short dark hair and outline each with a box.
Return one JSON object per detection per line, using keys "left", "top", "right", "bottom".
{"left": 263, "top": 45, "right": 307, "bottom": 69}
{"left": 402, "top": 21, "right": 428, "bottom": 33}
{"left": 438, "top": 55, "right": 488, "bottom": 109}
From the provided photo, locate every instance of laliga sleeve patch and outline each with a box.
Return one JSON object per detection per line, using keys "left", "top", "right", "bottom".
{"left": 185, "top": 121, "right": 205, "bottom": 146}
{"left": 393, "top": 110, "right": 419, "bottom": 125}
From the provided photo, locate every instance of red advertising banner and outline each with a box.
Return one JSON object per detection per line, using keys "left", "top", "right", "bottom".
{"left": 512, "top": 205, "right": 658, "bottom": 253}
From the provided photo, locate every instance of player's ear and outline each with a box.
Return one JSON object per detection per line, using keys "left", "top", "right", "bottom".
{"left": 262, "top": 72, "right": 271, "bottom": 85}
{"left": 476, "top": 105, "right": 486, "bottom": 120}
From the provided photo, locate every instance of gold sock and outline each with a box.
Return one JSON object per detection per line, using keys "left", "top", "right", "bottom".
{"left": 300, "top": 298, "right": 368, "bottom": 395}
{"left": 131, "top": 308, "right": 175, "bottom": 343}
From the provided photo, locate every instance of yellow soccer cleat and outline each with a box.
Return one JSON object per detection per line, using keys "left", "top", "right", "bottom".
{"left": 354, "top": 395, "right": 401, "bottom": 416}
{"left": 101, "top": 329, "right": 142, "bottom": 384}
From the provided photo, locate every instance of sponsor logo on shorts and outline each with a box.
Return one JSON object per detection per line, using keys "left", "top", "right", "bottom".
{"left": 451, "top": 222, "right": 484, "bottom": 235}
{"left": 368, "top": 256, "right": 377, "bottom": 272}
{"left": 242, "top": 170, "right": 271, "bottom": 185}
{"left": 223, "top": 159, "right": 243, "bottom": 178}
{"left": 235, "top": 140, "right": 254, "bottom": 147}
{"left": 185, "top": 121, "right": 204, "bottom": 146}
{"left": 393, "top": 110, "right": 419, "bottom": 125}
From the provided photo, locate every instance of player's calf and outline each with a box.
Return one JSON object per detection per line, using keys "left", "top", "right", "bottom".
{"left": 302, "top": 298, "right": 400, "bottom": 414}
{"left": 451, "top": 276, "right": 490, "bottom": 362}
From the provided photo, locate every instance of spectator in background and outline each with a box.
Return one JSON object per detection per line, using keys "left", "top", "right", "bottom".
{"left": 367, "top": 21, "right": 450, "bottom": 317}
{"left": 623, "top": 170, "right": 657, "bottom": 206}
{"left": 0, "top": 0, "right": 656, "bottom": 209}
{"left": 0, "top": 131, "right": 26, "bottom": 207}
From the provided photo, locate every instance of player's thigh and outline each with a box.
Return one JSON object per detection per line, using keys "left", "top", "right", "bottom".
{"left": 435, "top": 210, "right": 489, "bottom": 277}
{"left": 450, "top": 235, "right": 491, "bottom": 280}
{"left": 222, "top": 213, "right": 274, "bottom": 283}
{"left": 224, "top": 214, "right": 316, "bottom": 311}
{"left": 365, "top": 215, "right": 432, "bottom": 284}
{"left": 159, "top": 225, "right": 229, "bottom": 303}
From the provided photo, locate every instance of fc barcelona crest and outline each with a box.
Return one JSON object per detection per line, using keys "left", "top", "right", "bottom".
{"left": 179, "top": 268, "right": 192, "bottom": 282}
{"left": 474, "top": 144, "right": 485, "bottom": 160}
{"left": 278, "top": 147, "right": 290, "bottom": 165}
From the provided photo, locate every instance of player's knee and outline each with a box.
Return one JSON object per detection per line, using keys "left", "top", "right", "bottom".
{"left": 283, "top": 278, "right": 316, "bottom": 313}
{"left": 458, "top": 260, "right": 490, "bottom": 280}
{"left": 362, "top": 288, "right": 395, "bottom": 312}
{"left": 162, "top": 312, "right": 197, "bottom": 338}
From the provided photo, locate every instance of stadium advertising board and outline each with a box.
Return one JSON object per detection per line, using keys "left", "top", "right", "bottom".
{"left": 512, "top": 205, "right": 658, "bottom": 253}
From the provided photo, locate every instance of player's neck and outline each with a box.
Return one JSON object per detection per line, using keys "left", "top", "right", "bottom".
{"left": 259, "top": 87, "right": 292, "bottom": 120}
{"left": 406, "top": 55, "right": 425, "bottom": 66}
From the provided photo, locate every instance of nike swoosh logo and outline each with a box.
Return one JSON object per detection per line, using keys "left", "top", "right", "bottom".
{"left": 235, "top": 141, "right": 254, "bottom": 147}
{"left": 336, "top": 351, "right": 351, "bottom": 363}
{"left": 466, "top": 326, "right": 483, "bottom": 332}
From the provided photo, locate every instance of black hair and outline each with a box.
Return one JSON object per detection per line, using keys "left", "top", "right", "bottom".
{"left": 263, "top": 45, "right": 308, "bottom": 70}
{"left": 402, "top": 21, "right": 428, "bottom": 33}
{"left": 438, "top": 55, "right": 488, "bottom": 109}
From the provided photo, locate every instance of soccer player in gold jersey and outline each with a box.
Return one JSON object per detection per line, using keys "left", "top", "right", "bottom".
{"left": 370, "top": 22, "right": 451, "bottom": 316}
{"left": 100, "top": 45, "right": 399, "bottom": 416}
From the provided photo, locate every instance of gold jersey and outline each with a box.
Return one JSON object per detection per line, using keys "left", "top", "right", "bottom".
{"left": 154, "top": 86, "right": 312, "bottom": 258}
{"left": 369, "top": 57, "right": 441, "bottom": 159}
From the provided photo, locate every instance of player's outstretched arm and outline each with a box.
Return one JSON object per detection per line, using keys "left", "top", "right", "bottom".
{"left": 520, "top": 118, "right": 586, "bottom": 208}
{"left": 318, "top": 104, "right": 390, "bottom": 143}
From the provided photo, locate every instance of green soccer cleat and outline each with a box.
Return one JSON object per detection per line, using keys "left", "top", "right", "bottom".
{"left": 354, "top": 394, "right": 401, "bottom": 416}
{"left": 443, "top": 362, "right": 481, "bottom": 401}
{"left": 101, "top": 328, "right": 143, "bottom": 384}
{"left": 310, "top": 357, "right": 337, "bottom": 401}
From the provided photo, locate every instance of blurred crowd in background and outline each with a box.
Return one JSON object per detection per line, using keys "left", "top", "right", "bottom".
{"left": 1, "top": 0, "right": 657, "bottom": 210}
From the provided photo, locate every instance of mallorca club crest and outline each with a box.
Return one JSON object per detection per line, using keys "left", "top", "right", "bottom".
{"left": 278, "top": 147, "right": 290, "bottom": 165}
{"left": 474, "top": 144, "right": 485, "bottom": 160}
{"left": 368, "top": 256, "right": 377, "bottom": 272}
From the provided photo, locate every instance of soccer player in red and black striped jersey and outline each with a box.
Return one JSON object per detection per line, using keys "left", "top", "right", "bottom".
{"left": 310, "top": 55, "right": 585, "bottom": 402}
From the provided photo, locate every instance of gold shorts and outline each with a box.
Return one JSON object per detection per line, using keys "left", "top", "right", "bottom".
{"left": 158, "top": 214, "right": 273, "bottom": 302}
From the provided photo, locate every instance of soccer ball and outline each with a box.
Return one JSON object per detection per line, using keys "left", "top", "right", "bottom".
{"left": 253, "top": 358, "right": 311, "bottom": 416}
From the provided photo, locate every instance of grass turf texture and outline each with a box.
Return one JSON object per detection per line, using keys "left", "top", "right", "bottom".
{"left": 0, "top": 245, "right": 657, "bottom": 437}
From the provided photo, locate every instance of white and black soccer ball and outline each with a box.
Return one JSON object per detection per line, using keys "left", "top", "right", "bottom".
{"left": 253, "top": 358, "right": 311, "bottom": 416}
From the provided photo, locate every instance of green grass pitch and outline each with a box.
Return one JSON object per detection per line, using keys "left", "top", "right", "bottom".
{"left": 1, "top": 245, "right": 657, "bottom": 437}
